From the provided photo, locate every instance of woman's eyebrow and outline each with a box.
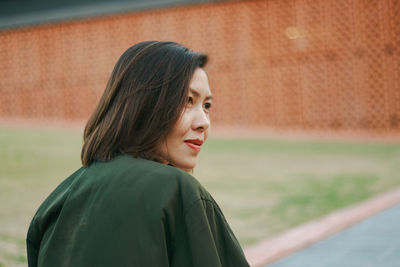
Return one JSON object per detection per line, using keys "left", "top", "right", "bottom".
{"left": 189, "top": 88, "right": 213, "bottom": 100}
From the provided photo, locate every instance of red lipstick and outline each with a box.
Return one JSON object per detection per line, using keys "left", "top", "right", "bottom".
{"left": 184, "top": 139, "right": 203, "bottom": 152}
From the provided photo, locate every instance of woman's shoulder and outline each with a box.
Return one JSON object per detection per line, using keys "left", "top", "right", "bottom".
{"left": 91, "top": 154, "right": 196, "bottom": 181}
{"left": 88, "top": 154, "right": 210, "bottom": 201}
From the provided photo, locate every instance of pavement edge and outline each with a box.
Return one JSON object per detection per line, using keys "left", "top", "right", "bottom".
{"left": 243, "top": 186, "right": 400, "bottom": 267}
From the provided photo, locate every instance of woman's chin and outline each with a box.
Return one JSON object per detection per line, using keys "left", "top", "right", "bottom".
{"left": 175, "top": 161, "right": 196, "bottom": 173}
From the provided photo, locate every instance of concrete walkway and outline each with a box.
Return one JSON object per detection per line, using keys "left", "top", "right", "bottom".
{"left": 244, "top": 187, "right": 400, "bottom": 267}
{"left": 266, "top": 203, "right": 400, "bottom": 267}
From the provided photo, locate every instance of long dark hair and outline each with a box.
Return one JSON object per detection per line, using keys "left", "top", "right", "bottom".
{"left": 81, "top": 41, "right": 207, "bottom": 166}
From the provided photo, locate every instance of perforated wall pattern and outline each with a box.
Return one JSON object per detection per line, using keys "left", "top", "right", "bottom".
{"left": 0, "top": 0, "right": 399, "bottom": 135}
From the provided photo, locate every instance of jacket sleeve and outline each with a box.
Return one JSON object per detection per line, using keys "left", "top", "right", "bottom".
{"left": 171, "top": 197, "right": 250, "bottom": 267}
{"left": 26, "top": 237, "right": 39, "bottom": 267}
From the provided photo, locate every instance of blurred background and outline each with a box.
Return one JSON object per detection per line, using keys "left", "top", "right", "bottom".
{"left": 1, "top": 0, "right": 399, "bottom": 266}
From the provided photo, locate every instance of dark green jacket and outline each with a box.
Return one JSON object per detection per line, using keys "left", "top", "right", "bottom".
{"left": 27, "top": 155, "right": 249, "bottom": 267}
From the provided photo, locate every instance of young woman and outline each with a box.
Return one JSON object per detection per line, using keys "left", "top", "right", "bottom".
{"left": 27, "top": 41, "right": 250, "bottom": 267}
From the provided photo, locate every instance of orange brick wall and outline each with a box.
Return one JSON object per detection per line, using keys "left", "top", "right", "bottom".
{"left": 0, "top": 0, "right": 399, "bottom": 134}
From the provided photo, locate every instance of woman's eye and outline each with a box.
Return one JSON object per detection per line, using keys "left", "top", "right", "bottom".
{"left": 203, "top": 102, "right": 212, "bottom": 110}
{"left": 187, "top": 96, "right": 193, "bottom": 105}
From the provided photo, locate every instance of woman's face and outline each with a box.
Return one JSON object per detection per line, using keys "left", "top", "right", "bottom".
{"left": 158, "top": 68, "right": 212, "bottom": 172}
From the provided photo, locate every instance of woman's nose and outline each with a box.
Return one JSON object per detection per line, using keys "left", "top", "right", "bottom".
{"left": 192, "top": 107, "right": 210, "bottom": 131}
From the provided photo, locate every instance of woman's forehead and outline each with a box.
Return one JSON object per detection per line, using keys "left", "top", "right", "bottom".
{"left": 189, "top": 68, "right": 212, "bottom": 97}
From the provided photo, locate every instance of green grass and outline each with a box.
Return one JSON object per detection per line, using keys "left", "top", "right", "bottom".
{"left": 1, "top": 126, "right": 400, "bottom": 266}
{"left": 195, "top": 138, "right": 400, "bottom": 244}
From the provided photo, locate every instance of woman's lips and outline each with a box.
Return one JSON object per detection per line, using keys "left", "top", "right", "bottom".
{"left": 184, "top": 139, "right": 203, "bottom": 152}
{"left": 185, "top": 142, "right": 201, "bottom": 151}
